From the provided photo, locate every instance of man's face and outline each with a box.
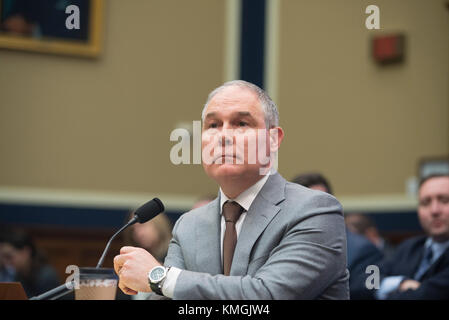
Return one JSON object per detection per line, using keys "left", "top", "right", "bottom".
{"left": 201, "top": 86, "right": 273, "bottom": 182}
{"left": 418, "top": 176, "right": 449, "bottom": 242}
{"left": 0, "top": 243, "right": 30, "bottom": 273}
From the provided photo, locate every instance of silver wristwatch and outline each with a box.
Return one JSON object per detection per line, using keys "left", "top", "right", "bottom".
{"left": 148, "top": 265, "right": 170, "bottom": 295}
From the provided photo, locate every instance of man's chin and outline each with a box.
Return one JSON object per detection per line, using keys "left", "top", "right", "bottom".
{"left": 205, "top": 163, "right": 252, "bottom": 180}
{"left": 429, "top": 230, "right": 449, "bottom": 242}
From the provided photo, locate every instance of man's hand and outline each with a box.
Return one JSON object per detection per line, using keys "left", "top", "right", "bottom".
{"left": 399, "top": 279, "right": 421, "bottom": 292}
{"left": 113, "top": 246, "right": 161, "bottom": 295}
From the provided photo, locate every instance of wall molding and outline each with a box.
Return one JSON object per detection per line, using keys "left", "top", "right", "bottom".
{"left": 0, "top": 186, "right": 417, "bottom": 213}
{"left": 0, "top": 186, "right": 196, "bottom": 212}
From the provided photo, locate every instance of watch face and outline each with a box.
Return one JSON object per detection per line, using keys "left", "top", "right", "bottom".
{"left": 150, "top": 266, "right": 166, "bottom": 282}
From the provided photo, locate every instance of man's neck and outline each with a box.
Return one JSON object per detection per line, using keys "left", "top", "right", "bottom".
{"left": 431, "top": 236, "right": 449, "bottom": 244}
{"left": 219, "top": 174, "right": 267, "bottom": 199}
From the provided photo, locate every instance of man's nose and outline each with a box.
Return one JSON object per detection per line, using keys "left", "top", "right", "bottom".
{"left": 218, "top": 127, "right": 234, "bottom": 146}
{"left": 430, "top": 200, "right": 442, "bottom": 216}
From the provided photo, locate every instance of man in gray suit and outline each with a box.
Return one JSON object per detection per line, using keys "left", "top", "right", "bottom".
{"left": 113, "top": 80, "right": 349, "bottom": 299}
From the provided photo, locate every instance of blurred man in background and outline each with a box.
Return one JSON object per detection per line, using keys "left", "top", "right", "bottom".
{"left": 375, "top": 174, "right": 449, "bottom": 299}
{"left": 0, "top": 227, "right": 16, "bottom": 282}
{"left": 0, "top": 229, "right": 60, "bottom": 297}
{"left": 345, "top": 213, "right": 396, "bottom": 260}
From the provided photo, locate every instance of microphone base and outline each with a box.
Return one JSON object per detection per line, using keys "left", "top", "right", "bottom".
{"left": 30, "top": 282, "right": 74, "bottom": 300}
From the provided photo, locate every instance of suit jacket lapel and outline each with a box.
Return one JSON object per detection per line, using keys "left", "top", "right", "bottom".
{"left": 420, "top": 244, "right": 449, "bottom": 280}
{"left": 195, "top": 197, "right": 223, "bottom": 275}
{"left": 407, "top": 238, "right": 427, "bottom": 277}
{"left": 230, "top": 173, "right": 286, "bottom": 276}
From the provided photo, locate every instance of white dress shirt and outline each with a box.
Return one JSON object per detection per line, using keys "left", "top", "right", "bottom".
{"left": 161, "top": 174, "right": 270, "bottom": 298}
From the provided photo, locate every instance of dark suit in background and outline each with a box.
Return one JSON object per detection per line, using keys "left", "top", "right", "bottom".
{"left": 376, "top": 235, "right": 449, "bottom": 299}
{"left": 346, "top": 230, "right": 383, "bottom": 299}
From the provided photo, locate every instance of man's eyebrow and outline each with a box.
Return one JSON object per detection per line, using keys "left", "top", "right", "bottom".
{"left": 204, "top": 111, "right": 254, "bottom": 119}
{"left": 237, "top": 111, "right": 253, "bottom": 117}
{"left": 204, "top": 112, "right": 217, "bottom": 119}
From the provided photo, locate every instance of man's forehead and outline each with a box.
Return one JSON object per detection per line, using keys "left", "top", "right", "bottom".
{"left": 210, "top": 86, "right": 259, "bottom": 105}
{"left": 419, "top": 177, "right": 449, "bottom": 195}
{"left": 205, "top": 87, "right": 262, "bottom": 115}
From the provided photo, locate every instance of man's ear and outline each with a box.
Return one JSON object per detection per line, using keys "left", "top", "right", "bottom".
{"left": 269, "top": 127, "right": 284, "bottom": 153}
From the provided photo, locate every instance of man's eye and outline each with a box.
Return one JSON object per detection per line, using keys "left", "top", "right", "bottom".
{"left": 419, "top": 199, "right": 430, "bottom": 207}
{"left": 440, "top": 196, "right": 449, "bottom": 204}
{"left": 208, "top": 123, "right": 218, "bottom": 128}
{"left": 238, "top": 121, "right": 248, "bottom": 127}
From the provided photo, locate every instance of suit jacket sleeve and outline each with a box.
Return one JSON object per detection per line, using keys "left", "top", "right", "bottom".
{"left": 385, "top": 267, "right": 449, "bottom": 299}
{"left": 377, "top": 237, "right": 449, "bottom": 300}
{"left": 168, "top": 194, "right": 347, "bottom": 300}
{"left": 164, "top": 214, "right": 187, "bottom": 270}
{"left": 377, "top": 239, "right": 412, "bottom": 279}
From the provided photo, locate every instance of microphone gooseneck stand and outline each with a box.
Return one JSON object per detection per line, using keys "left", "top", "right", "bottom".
{"left": 29, "top": 198, "right": 164, "bottom": 300}
{"left": 30, "top": 219, "right": 138, "bottom": 300}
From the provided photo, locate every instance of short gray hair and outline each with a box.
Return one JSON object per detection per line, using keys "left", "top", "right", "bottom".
{"left": 201, "top": 80, "right": 279, "bottom": 128}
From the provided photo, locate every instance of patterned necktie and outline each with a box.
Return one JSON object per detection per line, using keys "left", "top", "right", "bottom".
{"left": 414, "top": 245, "right": 434, "bottom": 280}
{"left": 222, "top": 201, "right": 244, "bottom": 276}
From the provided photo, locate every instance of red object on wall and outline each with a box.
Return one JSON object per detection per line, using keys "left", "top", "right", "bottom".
{"left": 372, "top": 34, "right": 405, "bottom": 64}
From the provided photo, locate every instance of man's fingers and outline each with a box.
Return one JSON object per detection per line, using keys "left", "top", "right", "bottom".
{"left": 114, "top": 247, "right": 140, "bottom": 274}
{"left": 118, "top": 280, "right": 137, "bottom": 295}
{"left": 113, "top": 255, "right": 123, "bottom": 274}
{"left": 399, "top": 279, "right": 421, "bottom": 292}
{"left": 113, "top": 254, "right": 128, "bottom": 275}
{"left": 124, "top": 287, "right": 138, "bottom": 295}
{"left": 114, "top": 246, "right": 155, "bottom": 293}
{"left": 122, "top": 285, "right": 138, "bottom": 295}
{"left": 115, "top": 255, "right": 139, "bottom": 295}
{"left": 120, "top": 246, "right": 137, "bottom": 254}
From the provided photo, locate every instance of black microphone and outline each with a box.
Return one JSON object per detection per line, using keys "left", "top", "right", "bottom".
{"left": 96, "top": 197, "right": 165, "bottom": 268}
{"left": 30, "top": 197, "right": 165, "bottom": 300}
{"left": 134, "top": 197, "right": 165, "bottom": 224}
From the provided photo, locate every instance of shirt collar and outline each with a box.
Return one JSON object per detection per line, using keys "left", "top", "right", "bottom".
{"left": 425, "top": 237, "right": 449, "bottom": 263}
{"left": 219, "top": 173, "right": 270, "bottom": 214}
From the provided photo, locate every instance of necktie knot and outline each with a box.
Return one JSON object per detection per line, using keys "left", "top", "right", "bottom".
{"left": 424, "top": 245, "right": 434, "bottom": 263}
{"left": 223, "top": 201, "right": 243, "bottom": 223}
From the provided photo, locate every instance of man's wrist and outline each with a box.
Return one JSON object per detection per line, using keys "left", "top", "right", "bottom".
{"left": 161, "top": 267, "right": 182, "bottom": 298}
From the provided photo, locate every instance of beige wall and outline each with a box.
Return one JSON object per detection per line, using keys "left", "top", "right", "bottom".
{"left": 0, "top": 0, "right": 448, "bottom": 205}
{"left": 277, "top": 0, "right": 449, "bottom": 196}
{"left": 0, "top": 0, "right": 224, "bottom": 198}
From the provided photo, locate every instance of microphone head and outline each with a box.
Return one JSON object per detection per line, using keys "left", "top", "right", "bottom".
{"left": 134, "top": 198, "right": 165, "bottom": 224}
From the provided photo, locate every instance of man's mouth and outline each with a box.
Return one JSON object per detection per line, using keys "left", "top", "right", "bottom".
{"left": 214, "top": 154, "right": 239, "bottom": 164}
{"left": 431, "top": 220, "right": 443, "bottom": 228}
